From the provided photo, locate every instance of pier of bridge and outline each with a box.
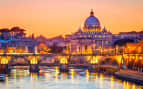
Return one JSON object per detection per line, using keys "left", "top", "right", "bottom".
{"left": 59, "top": 56, "right": 69, "bottom": 72}
{"left": 0, "top": 55, "right": 41, "bottom": 73}
{"left": 0, "top": 56, "right": 10, "bottom": 74}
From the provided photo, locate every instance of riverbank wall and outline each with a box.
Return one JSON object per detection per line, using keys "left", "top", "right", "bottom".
{"left": 114, "top": 70, "right": 143, "bottom": 85}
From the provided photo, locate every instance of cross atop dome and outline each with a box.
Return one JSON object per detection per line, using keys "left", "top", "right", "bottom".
{"left": 90, "top": 9, "right": 94, "bottom": 16}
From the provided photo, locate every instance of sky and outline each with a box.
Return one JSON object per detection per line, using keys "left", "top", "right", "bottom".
{"left": 0, "top": 0, "right": 143, "bottom": 38}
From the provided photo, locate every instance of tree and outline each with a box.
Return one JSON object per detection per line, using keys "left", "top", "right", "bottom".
{"left": 0, "top": 28, "right": 10, "bottom": 40}
{"left": 49, "top": 43, "right": 64, "bottom": 53}
{"left": 11, "top": 27, "right": 26, "bottom": 38}
{"left": 114, "top": 39, "right": 135, "bottom": 47}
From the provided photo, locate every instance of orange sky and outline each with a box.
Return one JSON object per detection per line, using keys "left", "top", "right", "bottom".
{"left": 0, "top": 0, "right": 143, "bottom": 38}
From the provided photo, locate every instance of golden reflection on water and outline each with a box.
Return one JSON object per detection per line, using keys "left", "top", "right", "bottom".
{"left": 110, "top": 76, "right": 114, "bottom": 89}
{"left": 90, "top": 73, "right": 97, "bottom": 82}
{"left": 126, "top": 81, "right": 129, "bottom": 89}
{"left": 44, "top": 72, "right": 50, "bottom": 81}
{"left": 30, "top": 73, "right": 38, "bottom": 81}
{"left": 132, "top": 83, "right": 136, "bottom": 89}
{"left": 86, "top": 69, "right": 89, "bottom": 83}
{"left": 55, "top": 66, "right": 59, "bottom": 80}
{"left": 123, "top": 80, "right": 136, "bottom": 89}
{"left": 96, "top": 73, "right": 98, "bottom": 79}
{"left": 2, "top": 67, "right": 143, "bottom": 89}
{"left": 24, "top": 70, "right": 29, "bottom": 76}
{"left": 70, "top": 68, "right": 74, "bottom": 83}
{"left": 139, "top": 86, "right": 143, "bottom": 89}
{"left": 5, "top": 74, "right": 8, "bottom": 85}
{"left": 99, "top": 74, "right": 103, "bottom": 89}
{"left": 61, "top": 72, "right": 68, "bottom": 80}
{"left": 11, "top": 70, "right": 16, "bottom": 78}
{"left": 123, "top": 81, "right": 127, "bottom": 89}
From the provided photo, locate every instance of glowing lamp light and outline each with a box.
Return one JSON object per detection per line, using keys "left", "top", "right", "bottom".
{"left": 70, "top": 68, "right": 74, "bottom": 81}
{"left": 86, "top": 69, "right": 89, "bottom": 82}
{"left": 132, "top": 56, "right": 135, "bottom": 59}
{"left": 55, "top": 66, "right": 59, "bottom": 80}
{"left": 60, "top": 57, "right": 68, "bottom": 64}
{"left": 64, "top": 49, "right": 69, "bottom": 54}
{"left": 139, "top": 56, "right": 142, "bottom": 60}
{"left": 90, "top": 57, "right": 98, "bottom": 64}
{"left": 115, "top": 56, "right": 122, "bottom": 64}
{"left": 99, "top": 35, "right": 101, "bottom": 38}
{"left": 48, "top": 48, "right": 51, "bottom": 51}
{"left": 0, "top": 57, "right": 9, "bottom": 64}
{"left": 125, "top": 56, "right": 128, "bottom": 59}
{"left": 30, "top": 57, "right": 38, "bottom": 64}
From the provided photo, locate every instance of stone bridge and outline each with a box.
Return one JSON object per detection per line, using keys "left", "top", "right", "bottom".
{"left": 0, "top": 53, "right": 124, "bottom": 73}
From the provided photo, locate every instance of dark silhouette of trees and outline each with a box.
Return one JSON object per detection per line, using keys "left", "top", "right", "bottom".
{"left": 49, "top": 43, "right": 64, "bottom": 53}
{"left": 114, "top": 39, "right": 135, "bottom": 47}
{"left": 0, "top": 28, "right": 10, "bottom": 40}
{"left": 11, "top": 27, "right": 26, "bottom": 38}
{"left": 0, "top": 26, "right": 26, "bottom": 40}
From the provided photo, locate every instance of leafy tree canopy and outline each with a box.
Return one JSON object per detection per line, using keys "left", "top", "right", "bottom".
{"left": 114, "top": 39, "right": 135, "bottom": 47}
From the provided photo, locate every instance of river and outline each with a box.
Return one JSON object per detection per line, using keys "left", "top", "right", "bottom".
{"left": 0, "top": 66, "right": 143, "bottom": 89}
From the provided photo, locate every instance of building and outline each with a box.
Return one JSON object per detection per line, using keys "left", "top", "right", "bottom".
{"left": 124, "top": 40, "right": 143, "bottom": 72}
{"left": 125, "top": 40, "right": 143, "bottom": 54}
{"left": 0, "top": 27, "right": 36, "bottom": 53}
{"left": 65, "top": 10, "right": 113, "bottom": 54}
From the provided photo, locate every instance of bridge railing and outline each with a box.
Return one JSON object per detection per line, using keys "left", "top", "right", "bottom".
{"left": 0, "top": 53, "right": 119, "bottom": 56}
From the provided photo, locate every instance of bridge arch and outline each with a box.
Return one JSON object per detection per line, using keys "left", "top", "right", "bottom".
{"left": 39, "top": 56, "right": 56, "bottom": 64}
{"left": 9, "top": 56, "right": 29, "bottom": 65}
{"left": 70, "top": 56, "right": 88, "bottom": 64}
{"left": 98, "top": 55, "right": 122, "bottom": 67}
{"left": 87, "top": 55, "right": 123, "bottom": 67}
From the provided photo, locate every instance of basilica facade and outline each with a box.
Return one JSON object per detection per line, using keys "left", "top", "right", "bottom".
{"left": 65, "top": 10, "right": 113, "bottom": 54}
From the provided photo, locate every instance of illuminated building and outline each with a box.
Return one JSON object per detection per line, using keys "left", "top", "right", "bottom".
{"left": 0, "top": 27, "right": 36, "bottom": 53}
{"left": 65, "top": 10, "right": 113, "bottom": 54}
{"left": 125, "top": 40, "right": 143, "bottom": 54}
{"left": 124, "top": 40, "right": 143, "bottom": 72}
{"left": 117, "top": 31, "right": 141, "bottom": 39}
{"left": 113, "top": 31, "right": 143, "bottom": 43}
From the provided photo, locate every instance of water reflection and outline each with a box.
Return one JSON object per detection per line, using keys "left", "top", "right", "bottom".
{"left": 0, "top": 66, "right": 143, "bottom": 89}
{"left": 99, "top": 74, "right": 103, "bottom": 89}
{"left": 86, "top": 69, "right": 89, "bottom": 82}
{"left": 70, "top": 68, "right": 74, "bottom": 83}
{"left": 30, "top": 73, "right": 38, "bottom": 81}
{"left": 55, "top": 66, "right": 59, "bottom": 80}
{"left": 132, "top": 84, "right": 136, "bottom": 89}
{"left": 122, "top": 81, "right": 138, "bottom": 89}
{"left": 5, "top": 74, "right": 9, "bottom": 85}
{"left": 11, "top": 69, "right": 29, "bottom": 78}
{"left": 110, "top": 76, "right": 114, "bottom": 89}
{"left": 60, "top": 72, "right": 68, "bottom": 80}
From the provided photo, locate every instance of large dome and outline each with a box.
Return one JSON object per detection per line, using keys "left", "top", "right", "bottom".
{"left": 83, "top": 10, "right": 101, "bottom": 31}
{"left": 84, "top": 16, "right": 100, "bottom": 26}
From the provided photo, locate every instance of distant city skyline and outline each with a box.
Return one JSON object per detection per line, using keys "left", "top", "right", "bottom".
{"left": 0, "top": 0, "right": 143, "bottom": 38}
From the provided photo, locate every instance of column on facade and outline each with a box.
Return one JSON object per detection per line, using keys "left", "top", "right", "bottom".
{"left": 92, "top": 40, "right": 95, "bottom": 54}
